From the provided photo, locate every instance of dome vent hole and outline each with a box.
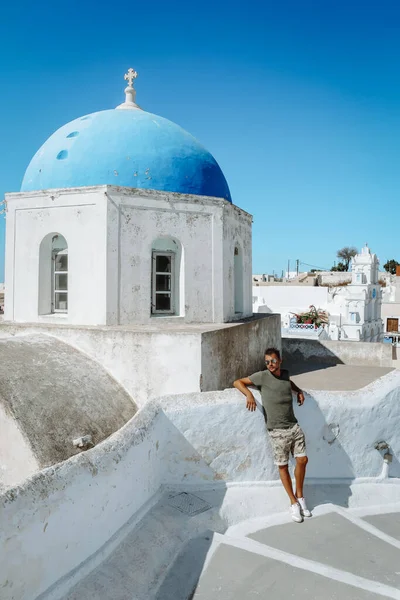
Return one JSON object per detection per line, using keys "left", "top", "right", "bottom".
{"left": 56, "top": 150, "right": 68, "bottom": 160}
{"left": 66, "top": 131, "right": 79, "bottom": 138}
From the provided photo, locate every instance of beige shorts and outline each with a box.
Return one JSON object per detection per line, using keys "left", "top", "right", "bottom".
{"left": 268, "top": 423, "right": 307, "bottom": 466}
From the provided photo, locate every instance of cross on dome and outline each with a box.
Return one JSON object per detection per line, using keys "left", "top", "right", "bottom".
{"left": 116, "top": 67, "right": 141, "bottom": 111}
{"left": 124, "top": 68, "right": 138, "bottom": 88}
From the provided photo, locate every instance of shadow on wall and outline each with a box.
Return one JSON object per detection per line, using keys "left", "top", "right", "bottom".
{"left": 283, "top": 338, "right": 345, "bottom": 371}
{"left": 161, "top": 390, "right": 355, "bottom": 506}
{"left": 297, "top": 394, "right": 353, "bottom": 509}
{"left": 283, "top": 337, "right": 393, "bottom": 369}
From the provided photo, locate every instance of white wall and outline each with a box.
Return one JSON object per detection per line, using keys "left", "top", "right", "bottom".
{"left": 1, "top": 372, "right": 400, "bottom": 599}
{"left": 0, "top": 403, "right": 214, "bottom": 600}
{"left": 382, "top": 303, "right": 400, "bottom": 332}
{"left": 318, "top": 272, "right": 352, "bottom": 285}
{"left": 109, "top": 187, "right": 252, "bottom": 324}
{"left": 223, "top": 203, "right": 253, "bottom": 320}
{"left": 0, "top": 315, "right": 280, "bottom": 408}
{"left": 252, "top": 285, "right": 329, "bottom": 315}
{"left": 0, "top": 403, "right": 39, "bottom": 488}
{"left": 0, "top": 325, "right": 202, "bottom": 407}
{"left": 160, "top": 371, "right": 400, "bottom": 480}
{"left": 5, "top": 186, "right": 252, "bottom": 326}
{"left": 5, "top": 187, "right": 108, "bottom": 325}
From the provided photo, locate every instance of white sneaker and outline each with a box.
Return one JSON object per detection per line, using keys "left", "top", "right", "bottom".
{"left": 297, "top": 497, "right": 311, "bottom": 517}
{"left": 291, "top": 502, "right": 303, "bottom": 523}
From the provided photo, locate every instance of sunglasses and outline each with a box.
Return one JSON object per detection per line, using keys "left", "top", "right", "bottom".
{"left": 265, "top": 359, "right": 279, "bottom": 365}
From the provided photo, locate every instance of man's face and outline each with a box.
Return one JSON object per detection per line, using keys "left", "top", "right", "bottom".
{"left": 265, "top": 353, "right": 281, "bottom": 374}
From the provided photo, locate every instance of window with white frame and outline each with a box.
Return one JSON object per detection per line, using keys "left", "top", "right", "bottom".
{"left": 152, "top": 251, "right": 175, "bottom": 314}
{"left": 52, "top": 239, "right": 68, "bottom": 313}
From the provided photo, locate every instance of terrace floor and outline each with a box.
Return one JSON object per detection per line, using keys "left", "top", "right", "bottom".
{"left": 288, "top": 362, "right": 394, "bottom": 391}
{"left": 62, "top": 482, "right": 400, "bottom": 600}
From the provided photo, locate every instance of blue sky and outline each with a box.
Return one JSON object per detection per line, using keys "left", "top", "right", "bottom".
{"left": 1, "top": 0, "right": 400, "bottom": 280}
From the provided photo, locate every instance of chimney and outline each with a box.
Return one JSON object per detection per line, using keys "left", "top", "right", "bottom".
{"left": 396, "top": 266, "right": 400, "bottom": 277}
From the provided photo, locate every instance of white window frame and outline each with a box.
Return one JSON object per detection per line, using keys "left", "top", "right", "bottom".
{"left": 52, "top": 248, "right": 68, "bottom": 313}
{"left": 151, "top": 251, "right": 175, "bottom": 315}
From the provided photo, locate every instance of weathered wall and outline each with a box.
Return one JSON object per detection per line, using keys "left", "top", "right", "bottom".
{"left": 0, "top": 402, "right": 39, "bottom": 490}
{"left": 0, "top": 325, "right": 202, "bottom": 407}
{"left": 2, "top": 372, "right": 400, "bottom": 599}
{"left": 160, "top": 370, "right": 400, "bottom": 481}
{"left": 282, "top": 337, "right": 393, "bottom": 367}
{"left": 5, "top": 186, "right": 252, "bottom": 326}
{"left": 2, "top": 369, "right": 400, "bottom": 599}
{"left": 0, "top": 403, "right": 215, "bottom": 600}
{"left": 201, "top": 314, "right": 281, "bottom": 391}
{"left": 0, "top": 334, "right": 137, "bottom": 488}
{"left": 223, "top": 203, "right": 253, "bottom": 320}
{"left": 318, "top": 271, "right": 352, "bottom": 285}
{"left": 0, "top": 318, "right": 277, "bottom": 407}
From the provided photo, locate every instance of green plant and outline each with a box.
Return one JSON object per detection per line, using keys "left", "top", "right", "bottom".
{"left": 291, "top": 305, "right": 329, "bottom": 328}
{"left": 336, "top": 247, "right": 358, "bottom": 271}
{"left": 384, "top": 259, "right": 400, "bottom": 275}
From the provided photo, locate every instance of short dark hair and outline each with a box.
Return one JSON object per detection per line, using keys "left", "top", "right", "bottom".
{"left": 264, "top": 347, "right": 281, "bottom": 359}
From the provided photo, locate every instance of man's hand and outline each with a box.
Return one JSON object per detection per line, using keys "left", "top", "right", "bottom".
{"left": 246, "top": 395, "right": 257, "bottom": 411}
{"left": 297, "top": 391, "right": 305, "bottom": 406}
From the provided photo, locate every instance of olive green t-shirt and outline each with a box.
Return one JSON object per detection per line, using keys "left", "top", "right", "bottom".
{"left": 249, "top": 368, "right": 297, "bottom": 430}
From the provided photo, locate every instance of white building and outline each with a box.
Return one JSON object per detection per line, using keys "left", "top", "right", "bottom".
{"left": 253, "top": 245, "right": 383, "bottom": 342}
{"left": 5, "top": 71, "right": 253, "bottom": 326}
{"left": 381, "top": 268, "right": 400, "bottom": 343}
{"left": 333, "top": 245, "right": 383, "bottom": 342}
{"left": 0, "top": 69, "right": 279, "bottom": 442}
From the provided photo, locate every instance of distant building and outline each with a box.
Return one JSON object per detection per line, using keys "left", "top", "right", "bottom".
{"left": 381, "top": 265, "right": 400, "bottom": 345}
{"left": 253, "top": 245, "right": 383, "bottom": 342}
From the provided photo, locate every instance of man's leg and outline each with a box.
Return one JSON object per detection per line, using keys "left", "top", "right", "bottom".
{"left": 278, "top": 464, "right": 298, "bottom": 505}
{"left": 294, "top": 456, "right": 308, "bottom": 499}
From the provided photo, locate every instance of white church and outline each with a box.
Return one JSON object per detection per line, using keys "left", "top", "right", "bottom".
{"left": 0, "top": 69, "right": 278, "bottom": 489}
{"left": 5, "top": 69, "right": 254, "bottom": 326}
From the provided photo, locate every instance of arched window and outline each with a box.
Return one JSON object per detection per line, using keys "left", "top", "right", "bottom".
{"left": 151, "top": 237, "right": 184, "bottom": 316}
{"left": 39, "top": 233, "right": 68, "bottom": 315}
{"left": 234, "top": 245, "right": 244, "bottom": 314}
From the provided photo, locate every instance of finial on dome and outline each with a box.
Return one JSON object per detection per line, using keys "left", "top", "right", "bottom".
{"left": 116, "top": 68, "right": 141, "bottom": 111}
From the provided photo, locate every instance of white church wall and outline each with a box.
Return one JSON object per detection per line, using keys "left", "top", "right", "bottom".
{"left": 5, "top": 188, "right": 108, "bottom": 325}
{"left": 223, "top": 204, "right": 253, "bottom": 320}
{"left": 111, "top": 188, "right": 217, "bottom": 324}
{"left": 5, "top": 186, "right": 252, "bottom": 326}
{"left": 1, "top": 373, "right": 400, "bottom": 599}
{"left": 0, "top": 402, "right": 39, "bottom": 489}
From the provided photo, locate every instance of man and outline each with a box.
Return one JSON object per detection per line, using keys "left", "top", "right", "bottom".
{"left": 234, "top": 347, "right": 310, "bottom": 523}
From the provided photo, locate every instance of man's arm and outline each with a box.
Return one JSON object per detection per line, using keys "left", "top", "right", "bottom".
{"left": 233, "top": 377, "right": 257, "bottom": 411}
{"left": 290, "top": 379, "right": 305, "bottom": 405}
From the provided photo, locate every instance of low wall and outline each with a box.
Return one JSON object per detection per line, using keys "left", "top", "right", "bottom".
{"left": 283, "top": 338, "right": 393, "bottom": 367}
{"left": 201, "top": 314, "right": 281, "bottom": 391}
{"left": 0, "top": 403, "right": 214, "bottom": 600}
{"left": 160, "top": 370, "right": 400, "bottom": 481}
{"left": 0, "top": 316, "right": 279, "bottom": 407}
{"left": 318, "top": 272, "right": 352, "bottom": 286}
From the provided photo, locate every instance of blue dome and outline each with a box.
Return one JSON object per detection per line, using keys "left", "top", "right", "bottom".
{"left": 21, "top": 108, "right": 231, "bottom": 201}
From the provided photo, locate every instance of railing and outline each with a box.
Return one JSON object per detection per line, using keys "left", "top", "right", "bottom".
{"left": 282, "top": 323, "right": 326, "bottom": 337}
